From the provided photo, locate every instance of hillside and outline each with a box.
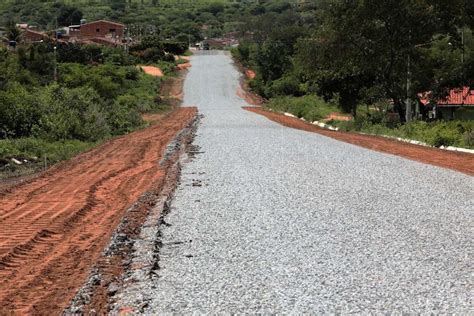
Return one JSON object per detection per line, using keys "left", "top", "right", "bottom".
{"left": 0, "top": 0, "right": 301, "bottom": 42}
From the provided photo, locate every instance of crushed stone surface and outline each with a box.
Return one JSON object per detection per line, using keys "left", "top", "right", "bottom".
{"left": 139, "top": 51, "right": 473, "bottom": 313}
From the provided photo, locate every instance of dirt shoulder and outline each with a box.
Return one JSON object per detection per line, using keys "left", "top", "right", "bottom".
{"left": 232, "top": 58, "right": 264, "bottom": 106}
{"left": 244, "top": 107, "right": 474, "bottom": 176}
{"left": 0, "top": 107, "right": 197, "bottom": 315}
{"left": 160, "top": 69, "right": 187, "bottom": 106}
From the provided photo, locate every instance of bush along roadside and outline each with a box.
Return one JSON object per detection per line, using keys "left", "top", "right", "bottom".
{"left": 332, "top": 119, "right": 474, "bottom": 150}
{"left": 0, "top": 41, "right": 182, "bottom": 179}
{"left": 263, "top": 95, "right": 339, "bottom": 122}
{"left": 262, "top": 95, "right": 474, "bottom": 151}
{"left": 0, "top": 138, "right": 96, "bottom": 179}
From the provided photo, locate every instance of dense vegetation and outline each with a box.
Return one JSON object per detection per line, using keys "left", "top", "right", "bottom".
{"left": 0, "top": 27, "right": 184, "bottom": 176}
{"left": 232, "top": 0, "right": 474, "bottom": 148}
{"left": 0, "top": 0, "right": 271, "bottom": 43}
{"left": 1, "top": 0, "right": 251, "bottom": 176}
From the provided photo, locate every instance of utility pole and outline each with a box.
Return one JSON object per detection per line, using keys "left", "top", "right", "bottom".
{"left": 54, "top": 15, "right": 58, "bottom": 82}
{"left": 53, "top": 46, "right": 58, "bottom": 82}
{"left": 461, "top": 28, "right": 465, "bottom": 64}
{"left": 124, "top": 27, "right": 127, "bottom": 53}
{"left": 406, "top": 29, "right": 412, "bottom": 122}
{"left": 406, "top": 53, "right": 412, "bottom": 122}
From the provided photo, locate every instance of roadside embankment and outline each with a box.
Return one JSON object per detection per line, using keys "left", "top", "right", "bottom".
{"left": 0, "top": 107, "right": 197, "bottom": 315}
{"left": 244, "top": 106, "right": 474, "bottom": 176}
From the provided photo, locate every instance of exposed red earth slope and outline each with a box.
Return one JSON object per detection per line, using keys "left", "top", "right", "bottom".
{"left": 0, "top": 107, "right": 197, "bottom": 315}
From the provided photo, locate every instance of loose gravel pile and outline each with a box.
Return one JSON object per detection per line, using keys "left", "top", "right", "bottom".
{"left": 126, "top": 51, "right": 474, "bottom": 313}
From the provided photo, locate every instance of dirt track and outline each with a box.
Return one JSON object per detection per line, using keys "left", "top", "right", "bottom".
{"left": 245, "top": 107, "right": 474, "bottom": 176}
{"left": 0, "top": 107, "right": 197, "bottom": 314}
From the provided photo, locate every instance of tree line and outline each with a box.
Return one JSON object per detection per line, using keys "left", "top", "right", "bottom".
{"left": 234, "top": 0, "right": 474, "bottom": 122}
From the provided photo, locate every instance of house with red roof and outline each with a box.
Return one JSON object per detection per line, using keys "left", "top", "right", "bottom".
{"left": 420, "top": 87, "right": 474, "bottom": 120}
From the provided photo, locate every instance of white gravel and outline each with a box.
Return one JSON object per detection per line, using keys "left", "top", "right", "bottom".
{"left": 141, "top": 51, "right": 473, "bottom": 313}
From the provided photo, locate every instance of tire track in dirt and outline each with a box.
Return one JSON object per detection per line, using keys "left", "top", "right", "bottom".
{"left": 0, "top": 107, "right": 197, "bottom": 315}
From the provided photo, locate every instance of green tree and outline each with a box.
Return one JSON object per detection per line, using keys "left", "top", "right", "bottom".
{"left": 53, "top": 3, "right": 83, "bottom": 27}
{"left": 295, "top": 0, "right": 468, "bottom": 120}
{"left": 2, "top": 20, "right": 22, "bottom": 42}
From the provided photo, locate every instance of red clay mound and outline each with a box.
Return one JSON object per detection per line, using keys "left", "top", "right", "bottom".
{"left": 175, "top": 55, "right": 192, "bottom": 61}
{"left": 245, "top": 69, "right": 256, "bottom": 79}
{"left": 0, "top": 107, "right": 197, "bottom": 314}
{"left": 244, "top": 107, "right": 474, "bottom": 176}
{"left": 140, "top": 66, "right": 164, "bottom": 77}
{"left": 177, "top": 63, "right": 192, "bottom": 70}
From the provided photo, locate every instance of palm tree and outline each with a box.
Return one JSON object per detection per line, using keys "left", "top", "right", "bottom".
{"left": 2, "top": 20, "right": 22, "bottom": 43}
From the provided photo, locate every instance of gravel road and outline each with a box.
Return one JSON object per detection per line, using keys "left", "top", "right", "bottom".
{"left": 145, "top": 51, "right": 473, "bottom": 313}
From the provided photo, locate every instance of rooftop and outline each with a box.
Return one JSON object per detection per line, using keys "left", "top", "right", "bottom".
{"left": 420, "top": 87, "right": 474, "bottom": 107}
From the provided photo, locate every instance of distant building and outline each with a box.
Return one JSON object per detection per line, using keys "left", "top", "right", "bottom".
{"left": 201, "top": 37, "right": 239, "bottom": 50}
{"left": 421, "top": 87, "right": 474, "bottom": 120}
{"left": 68, "top": 20, "right": 125, "bottom": 46}
{"left": 16, "top": 23, "right": 29, "bottom": 30}
{"left": 22, "top": 29, "right": 49, "bottom": 43}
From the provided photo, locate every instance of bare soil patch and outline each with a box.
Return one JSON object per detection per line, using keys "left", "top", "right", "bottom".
{"left": 245, "top": 69, "right": 256, "bottom": 79}
{"left": 142, "top": 113, "right": 166, "bottom": 125}
{"left": 0, "top": 107, "right": 197, "bottom": 315}
{"left": 160, "top": 70, "right": 187, "bottom": 105}
{"left": 177, "top": 63, "right": 192, "bottom": 70}
{"left": 175, "top": 55, "right": 191, "bottom": 61}
{"left": 244, "top": 107, "right": 474, "bottom": 176}
{"left": 324, "top": 112, "right": 353, "bottom": 122}
{"left": 237, "top": 85, "right": 264, "bottom": 106}
{"left": 140, "top": 66, "right": 164, "bottom": 77}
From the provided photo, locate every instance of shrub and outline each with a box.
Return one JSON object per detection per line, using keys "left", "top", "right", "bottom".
{"left": 0, "top": 137, "right": 95, "bottom": 169}
{"left": 162, "top": 41, "right": 187, "bottom": 55}
{"left": 57, "top": 43, "right": 103, "bottom": 64}
{"left": 464, "top": 131, "right": 474, "bottom": 147}
{"left": 107, "top": 102, "right": 144, "bottom": 135}
{"left": 423, "top": 124, "right": 460, "bottom": 147}
{"left": 265, "top": 95, "right": 338, "bottom": 122}
{"left": 332, "top": 117, "right": 474, "bottom": 149}
{"left": 77, "top": 105, "right": 109, "bottom": 141}
{"left": 0, "top": 83, "right": 41, "bottom": 138}
{"left": 265, "top": 74, "right": 303, "bottom": 97}
{"left": 125, "top": 66, "right": 140, "bottom": 81}
{"left": 249, "top": 78, "right": 266, "bottom": 96}
{"left": 142, "top": 47, "right": 166, "bottom": 63}
{"left": 162, "top": 53, "right": 176, "bottom": 63}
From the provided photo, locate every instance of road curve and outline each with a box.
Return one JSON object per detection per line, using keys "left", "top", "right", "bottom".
{"left": 146, "top": 52, "right": 473, "bottom": 313}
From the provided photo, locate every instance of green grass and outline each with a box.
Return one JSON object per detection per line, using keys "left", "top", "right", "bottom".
{"left": 332, "top": 118, "right": 474, "bottom": 149}
{"left": 264, "top": 95, "right": 339, "bottom": 122}
{"left": 264, "top": 95, "right": 474, "bottom": 149}
{"left": 0, "top": 138, "right": 96, "bottom": 179}
{"left": 0, "top": 61, "right": 176, "bottom": 179}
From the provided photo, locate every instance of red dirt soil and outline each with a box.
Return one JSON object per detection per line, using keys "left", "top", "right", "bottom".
{"left": 324, "top": 112, "right": 353, "bottom": 122}
{"left": 177, "top": 63, "right": 192, "bottom": 70}
{"left": 245, "top": 107, "right": 474, "bottom": 176}
{"left": 237, "top": 85, "right": 264, "bottom": 106}
{"left": 0, "top": 107, "right": 197, "bottom": 315}
{"left": 175, "top": 55, "right": 191, "bottom": 61}
{"left": 140, "top": 65, "right": 164, "bottom": 77}
{"left": 142, "top": 112, "right": 166, "bottom": 125}
{"left": 160, "top": 72, "right": 186, "bottom": 102}
{"left": 245, "top": 69, "right": 256, "bottom": 79}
